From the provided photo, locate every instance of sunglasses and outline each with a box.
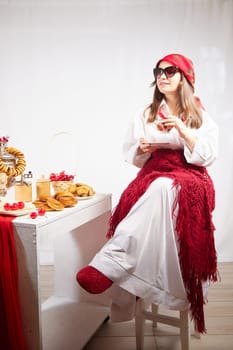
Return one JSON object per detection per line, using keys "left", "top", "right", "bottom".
{"left": 153, "top": 66, "right": 180, "bottom": 80}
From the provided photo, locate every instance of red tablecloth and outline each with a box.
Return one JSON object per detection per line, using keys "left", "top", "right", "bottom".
{"left": 0, "top": 215, "right": 26, "bottom": 350}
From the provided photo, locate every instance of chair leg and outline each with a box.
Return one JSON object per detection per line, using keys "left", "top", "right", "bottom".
{"left": 194, "top": 331, "right": 201, "bottom": 339}
{"left": 180, "top": 310, "right": 190, "bottom": 350}
{"left": 190, "top": 321, "right": 201, "bottom": 339}
{"left": 135, "top": 301, "right": 197, "bottom": 350}
{"left": 151, "top": 304, "right": 158, "bottom": 328}
{"left": 135, "top": 299, "right": 146, "bottom": 350}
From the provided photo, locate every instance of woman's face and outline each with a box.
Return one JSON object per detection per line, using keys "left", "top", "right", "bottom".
{"left": 156, "top": 61, "right": 181, "bottom": 96}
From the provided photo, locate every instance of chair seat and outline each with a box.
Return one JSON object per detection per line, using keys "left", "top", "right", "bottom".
{"left": 135, "top": 298, "right": 200, "bottom": 350}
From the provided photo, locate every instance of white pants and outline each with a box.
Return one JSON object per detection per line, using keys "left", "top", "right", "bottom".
{"left": 90, "top": 177, "right": 189, "bottom": 321}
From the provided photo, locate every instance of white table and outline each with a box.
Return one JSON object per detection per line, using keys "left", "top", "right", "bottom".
{"left": 13, "top": 193, "right": 112, "bottom": 350}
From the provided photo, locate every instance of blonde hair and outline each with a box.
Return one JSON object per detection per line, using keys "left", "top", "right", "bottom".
{"left": 144, "top": 75, "right": 203, "bottom": 128}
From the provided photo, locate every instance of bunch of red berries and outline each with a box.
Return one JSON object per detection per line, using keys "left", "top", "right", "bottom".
{"left": 3, "top": 201, "right": 25, "bottom": 211}
{"left": 0, "top": 136, "right": 9, "bottom": 143}
{"left": 49, "top": 171, "right": 74, "bottom": 182}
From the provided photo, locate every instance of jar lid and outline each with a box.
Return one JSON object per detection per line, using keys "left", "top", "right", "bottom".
{"left": 37, "top": 174, "right": 49, "bottom": 182}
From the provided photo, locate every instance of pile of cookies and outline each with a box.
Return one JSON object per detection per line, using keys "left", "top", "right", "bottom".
{"left": 33, "top": 182, "right": 95, "bottom": 211}
{"left": 70, "top": 183, "right": 96, "bottom": 197}
{"left": 33, "top": 192, "right": 78, "bottom": 211}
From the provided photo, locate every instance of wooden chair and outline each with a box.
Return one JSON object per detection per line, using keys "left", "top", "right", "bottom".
{"left": 135, "top": 298, "right": 200, "bottom": 350}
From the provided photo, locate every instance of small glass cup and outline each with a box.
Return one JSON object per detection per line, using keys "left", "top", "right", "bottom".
{"left": 15, "top": 183, "right": 32, "bottom": 202}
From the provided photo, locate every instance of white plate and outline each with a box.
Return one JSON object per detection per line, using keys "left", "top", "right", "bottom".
{"left": 142, "top": 141, "right": 170, "bottom": 146}
{"left": 0, "top": 203, "right": 36, "bottom": 217}
{"left": 150, "top": 142, "right": 170, "bottom": 146}
{"left": 0, "top": 208, "right": 34, "bottom": 216}
{"left": 76, "top": 195, "right": 95, "bottom": 200}
{"left": 143, "top": 140, "right": 170, "bottom": 144}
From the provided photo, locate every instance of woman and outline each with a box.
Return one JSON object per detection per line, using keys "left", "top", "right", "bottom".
{"left": 77, "top": 53, "right": 219, "bottom": 333}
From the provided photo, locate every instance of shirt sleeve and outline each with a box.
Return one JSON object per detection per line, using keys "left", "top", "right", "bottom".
{"left": 122, "top": 112, "right": 151, "bottom": 168}
{"left": 184, "top": 111, "right": 219, "bottom": 167}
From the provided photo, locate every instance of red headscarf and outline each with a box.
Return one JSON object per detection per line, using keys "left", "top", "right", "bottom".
{"left": 156, "top": 53, "right": 195, "bottom": 89}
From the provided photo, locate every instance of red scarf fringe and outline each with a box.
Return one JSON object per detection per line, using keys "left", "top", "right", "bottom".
{"left": 107, "top": 149, "right": 217, "bottom": 333}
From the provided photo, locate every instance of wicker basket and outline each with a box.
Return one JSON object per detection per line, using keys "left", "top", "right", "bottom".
{"left": 52, "top": 181, "right": 73, "bottom": 194}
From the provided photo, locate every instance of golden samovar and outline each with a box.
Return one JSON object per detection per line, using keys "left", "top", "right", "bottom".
{"left": 0, "top": 136, "right": 26, "bottom": 197}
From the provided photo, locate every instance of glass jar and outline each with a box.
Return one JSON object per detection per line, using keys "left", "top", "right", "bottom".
{"left": 36, "top": 175, "right": 51, "bottom": 199}
{"left": 15, "top": 182, "right": 32, "bottom": 202}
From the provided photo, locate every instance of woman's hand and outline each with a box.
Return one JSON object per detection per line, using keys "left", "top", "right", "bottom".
{"left": 137, "top": 138, "right": 158, "bottom": 154}
{"left": 160, "top": 116, "right": 185, "bottom": 135}
{"left": 160, "top": 116, "right": 196, "bottom": 151}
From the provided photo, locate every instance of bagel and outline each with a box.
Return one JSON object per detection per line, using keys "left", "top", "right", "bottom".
{"left": 47, "top": 197, "right": 64, "bottom": 211}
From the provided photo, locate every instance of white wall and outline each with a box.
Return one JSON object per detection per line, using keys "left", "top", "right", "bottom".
{"left": 0, "top": 0, "right": 233, "bottom": 261}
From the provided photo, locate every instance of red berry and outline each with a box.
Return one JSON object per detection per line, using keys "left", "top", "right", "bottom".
{"left": 17, "top": 201, "right": 25, "bottom": 209}
{"left": 30, "top": 211, "right": 38, "bottom": 219}
{"left": 11, "top": 203, "right": 19, "bottom": 210}
{"left": 49, "top": 173, "right": 56, "bottom": 181}
{"left": 3, "top": 203, "right": 11, "bottom": 211}
{"left": 38, "top": 207, "right": 46, "bottom": 216}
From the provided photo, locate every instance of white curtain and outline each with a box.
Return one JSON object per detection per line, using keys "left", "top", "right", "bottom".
{"left": 0, "top": 0, "right": 232, "bottom": 261}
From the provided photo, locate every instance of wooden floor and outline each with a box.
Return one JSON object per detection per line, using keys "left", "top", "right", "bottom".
{"left": 40, "top": 262, "right": 233, "bottom": 349}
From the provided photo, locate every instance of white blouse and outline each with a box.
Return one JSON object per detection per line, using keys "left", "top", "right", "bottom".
{"left": 123, "top": 107, "right": 219, "bottom": 168}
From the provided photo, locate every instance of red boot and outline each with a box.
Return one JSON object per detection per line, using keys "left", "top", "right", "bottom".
{"left": 76, "top": 266, "right": 113, "bottom": 294}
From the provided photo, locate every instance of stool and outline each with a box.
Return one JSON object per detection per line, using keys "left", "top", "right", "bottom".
{"left": 135, "top": 298, "right": 200, "bottom": 350}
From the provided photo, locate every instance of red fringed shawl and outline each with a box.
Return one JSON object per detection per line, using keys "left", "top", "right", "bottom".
{"left": 107, "top": 149, "right": 217, "bottom": 333}
{"left": 0, "top": 215, "right": 26, "bottom": 350}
